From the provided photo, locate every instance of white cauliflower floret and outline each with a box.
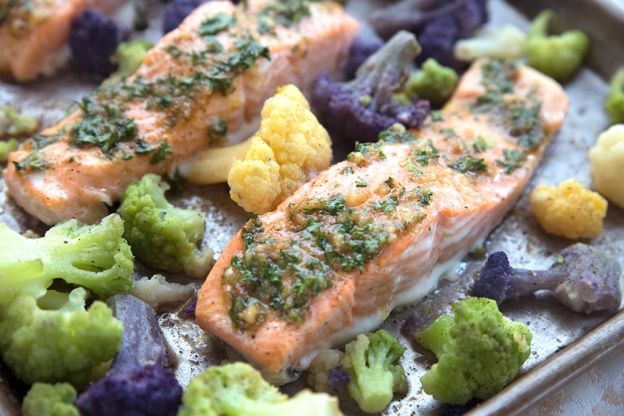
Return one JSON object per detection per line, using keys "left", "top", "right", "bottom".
{"left": 589, "top": 124, "right": 624, "bottom": 208}
{"left": 454, "top": 25, "right": 526, "bottom": 62}
{"left": 132, "top": 274, "right": 195, "bottom": 312}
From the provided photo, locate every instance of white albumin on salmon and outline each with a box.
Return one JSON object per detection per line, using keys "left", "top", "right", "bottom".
{"left": 3, "top": 0, "right": 360, "bottom": 224}
{"left": 0, "top": 0, "right": 126, "bottom": 82}
{"left": 196, "top": 59, "right": 569, "bottom": 383}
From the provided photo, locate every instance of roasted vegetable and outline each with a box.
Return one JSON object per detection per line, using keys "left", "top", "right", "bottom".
{"left": 108, "top": 39, "right": 153, "bottom": 83}
{"left": 342, "top": 330, "right": 408, "bottom": 413}
{"left": 415, "top": 297, "right": 532, "bottom": 405}
{"left": 343, "top": 29, "right": 384, "bottom": 79}
{"left": 472, "top": 246, "right": 622, "bottom": 314}
{"left": 118, "top": 174, "right": 214, "bottom": 279}
{"left": 188, "top": 85, "right": 332, "bottom": 214}
{"left": 0, "top": 139, "right": 17, "bottom": 162}
{"left": 0, "top": 106, "right": 38, "bottom": 138}
{"left": 312, "top": 31, "right": 430, "bottom": 144}
{"left": 22, "top": 383, "right": 79, "bottom": 416}
{"left": 370, "top": 0, "right": 488, "bottom": 70}
{"left": 454, "top": 25, "right": 526, "bottom": 61}
{"left": 163, "top": 0, "right": 208, "bottom": 33}
{"left": 605, "top": 67, "right": 624, "bottom": 124}
{"left": 307, "top": 349, "right": 349, "bottom": 394}
{"left": 590, "top": 124, "right": 624, "bottom": 208}
{"left": 529, "top": 179, "right": 608, "bottom": 240}
{"left": 0, "top": 288, "right": 123, "bottom": 385}
{"left": 178, "top": 362, "right": 342, "bottom": 416}
{"left": 0, "top": 214, "right": 134, "bottom": 304}
{"left": 76, "top": 365, "right": 182, "bottom": 416}
{"left": 406, "top": 58, "right": 458, "bottom": 106}
{"left": 526, "top": 10, "right": 589, "bottom": 82}
{"left": 131, "top": 274, "right": 195, "bottom": 312}
{"left": 69, "top": 10, "right": 129, "bottom": 78}
{"left": 108, "top": 294, "right": 170, "bottom": 369}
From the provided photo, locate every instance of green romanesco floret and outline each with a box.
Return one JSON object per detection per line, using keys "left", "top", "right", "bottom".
{"left": 0, "top": 287, "right": 123, "bottom": 385}
{"left": 0, "top": 214, "right": 134, "bottom": 305}
{"left": 415, "top": 297, "right": 532, "bottom": 405}
{"left": 118, "top": 174, "right": 214, "bottom": 279}
{"left": 605, "top": 67, "right": 624, "bottom": 124}
{"left": 0, "top": 138, "right": 17, "bottom": 162}
{"left": 526, "top": 10, "right": 589, "bottom": 82}
{"left": 343, "top": 330, "right": 408, "bottom": 414}
{"left": 178, "top": 362, "right": 342, "bottom": 416}
{"left": 22, "top": 383, "right": 79, "bottom": 416}
{"left": 107, "top": 39, "right": 153, "bottom": 83}
{"left": 406, "top": 58, "right": 458, "bottom": 107}
{"left": 0, "top": 106, "right": 38, "bottom": 138}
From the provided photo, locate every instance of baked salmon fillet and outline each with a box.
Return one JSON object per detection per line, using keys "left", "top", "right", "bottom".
{"left": 0, "top": 0, "right": 125, "bottom": 82}
{"left": 3, "top": 0, "right": 359, "bottom": 224}
{"left": 196, "top": 59, "right": 569, "bottom": 383}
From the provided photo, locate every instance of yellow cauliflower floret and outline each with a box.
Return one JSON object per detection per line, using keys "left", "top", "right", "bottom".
{"left": 228, "top": 85, "right": 332, "bottom": 213}
{"left": 529, "top": 179, "right": 608, "bottom": 240}
{"left": 589, "top": 124, "right": 624, "bottom": 209}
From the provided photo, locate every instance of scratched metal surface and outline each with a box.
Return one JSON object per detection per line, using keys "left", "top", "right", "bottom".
{"left": 1, "top": 0, "right": 624, "bottom": 415}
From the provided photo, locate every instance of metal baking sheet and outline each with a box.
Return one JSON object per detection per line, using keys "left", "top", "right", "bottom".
{"left": 1, "top": 0, "right": 624, "bottom": 415}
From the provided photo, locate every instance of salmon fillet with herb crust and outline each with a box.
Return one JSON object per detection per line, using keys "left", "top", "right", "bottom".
{"left": 0, "top": 0, "right": 126, "bottom": 82}
{"left": 195, "top": 59, "right": 569, "bottom": 384}
{"left": 3, "top": 0, "right": 359, "bottom": 224}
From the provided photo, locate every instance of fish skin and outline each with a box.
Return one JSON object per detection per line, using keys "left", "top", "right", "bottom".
{"left": 195, "top": 59, "right": 569, "bottom": 384}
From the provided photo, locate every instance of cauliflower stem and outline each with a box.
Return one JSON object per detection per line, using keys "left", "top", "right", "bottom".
{"left": 415, "top": 297, "right": 532, "bottom": 405}
{"left": 178, "top": 362, "right": 342, "bottom": 416}
{"left": 0, "top": 288, "right": 123, "bottom": 385}
{"left": 0, "top": 214, "right": 134, "bottom": 304}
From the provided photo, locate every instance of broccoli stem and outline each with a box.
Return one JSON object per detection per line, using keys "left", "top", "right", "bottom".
{"left": 187, "top": 138, "right": 253, "bottom": 184}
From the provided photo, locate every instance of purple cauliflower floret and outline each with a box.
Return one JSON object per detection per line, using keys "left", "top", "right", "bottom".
{"left": 472, "top": 244, "right": 623, "bottom": 314}
{"left": 343, "top": 29, "right": 384, "bottom": 80}
{"left": 312, "top": 31, "right": 430, "bottom": 144}
{"left": 327, "top": 366, "right": 351, "bottom": 392}
{"left": 370, "top": 0, "right": 488, "bottom": 71}
{"left": 69, "top": 10, "right": 129, "bottom": 78}
{"left": 76, "top": 365, "right": 182, "bottom": 416}
{"left": 163, "top": 0, "right": 208, "bottom": 34}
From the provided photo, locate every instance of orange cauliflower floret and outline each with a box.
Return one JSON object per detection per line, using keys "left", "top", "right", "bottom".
{"left": 186, "top": 85, "right": 332, "bottom": 214}
{"left": 529, "top": 179, "right": 608, "bottom": 240}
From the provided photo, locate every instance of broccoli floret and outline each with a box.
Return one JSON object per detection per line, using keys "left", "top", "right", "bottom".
{"left": 187, "top": 85, "right": 332, "bottom": 214}
{"left": 454, "top": 25, "right": 527, "bottom": 62}
{"left": 22, "top": 383, "right": 79, "bottom": 416}
{"left": 342, "top": 330, "right": 408, "bottom": 413}
{"left": 370, "top": 0, "right": 488, "bottom": 71}
{"left": 407, "top": 58, "right": 459, "bottom": 107}
{"left": 0, "top": 106, "right": 38, "bottom": 138}
{"left": 343, "top": 29, "right": 384, "bottom": 79}
{"left": 526, "top": 10, "right": 589, "bottom": 82}
{"left": 69, "top": 10, "right": 129, "bottom": 78}
{"left": 0, "top": 214, "right": 134, "bottom": 304}
{"left": 178, "top": 362, "right": 342, "bottom": 416}
{"left": 605, "top": 67, "right": 624, "bottom": 124}
{"left": 76, "top": 365, "right": 182, "bottom": 416}
{"left": 472, "top": 246, "right": 622, "bottom": 314}
{"left": 0, "top": 288, "right": 123, "bottom": 385}
{"left": 118, "top": 174, "right": 214, "bottom": 278}
{"left": 107, "top": 39, "right": 153, "bottom": 83}
{"left": 415, "top": 297, "right": 532, "bottom": 405}
{"left": 312, "top": 31, "right": 430, "bottom": 144}
{"left": 0, "top": 138, "right": 17, "bottom": 162}
{"left": 163, "top": 0, "right": 209, "bottom": 33}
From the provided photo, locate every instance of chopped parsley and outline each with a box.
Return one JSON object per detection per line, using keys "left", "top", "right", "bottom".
{"left": 355, "top": 179, "right": 368, "bottom": 187}
{"left": 150, "top": 141, "right": 172, "bottom": 164}
{"left": 257, "top": 0, "right": 316, "bottom": 28}
{"left": 471, "top": 136, "right": 494, "bottom": 153}
{"left": 411, "top": 140, "right": 440, "bottom": 166}
{"left": 13, "top": 150, "right": 47, "bottom": 172}
{"left": 496, "top": 149, "right": 527, "bottom": 174}
{"left": 449, "top": 155, "right": 488, "bottom": 174}
{"left": 414, "top": 186, "right": 433, "bottom": 207}
{"left": 373, "top": 195, "right": 399, "bottom": 212}
{"left": 199, "top": 13, "right": 236, "bottom": 36}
